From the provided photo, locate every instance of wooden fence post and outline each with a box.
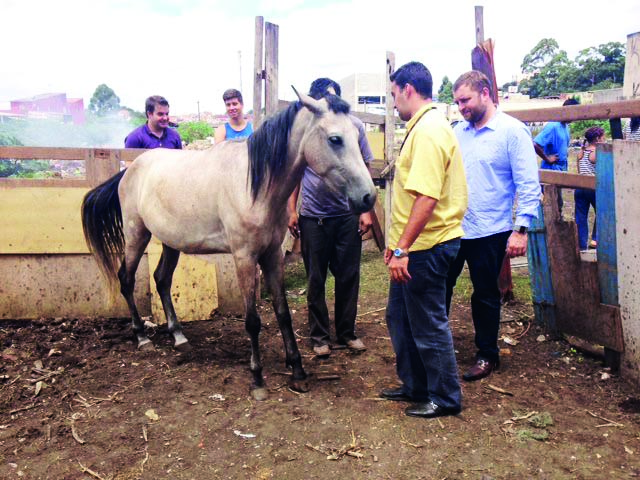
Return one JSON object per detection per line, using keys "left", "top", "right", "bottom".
{"left": 383, "top": 51, "right": 396, "bottom": 245}
{"left": 253, "top": 16, "right": 264, "bottom": 129}
{"left": 264, "top": 22, "right": 279, "bottom": 116}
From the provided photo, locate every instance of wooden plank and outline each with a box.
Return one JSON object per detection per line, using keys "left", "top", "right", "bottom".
{"left": 86, "top": 148, "right": 120, "bottom": 187}
{"left": 596, "top": 144, "right": 618, "bottom": 306}
{"left": 0, "top": 146, "right": 88, "bottom": 160}
{"left": 527, "top": 204, "right": 556, "bottom": 330}
{"left": 0, "top": 253, "right": 150, "bottom": 319}
{"left": 542, "top": 186, "right": 623, "bottom": 351}
{"left": 509, "top": 99, "right": 640, "bottom": 123}
{"left": 264, "top": 22, "right": 279, "bottom": 116}
{"left": 1, "top": 178, "right": 88, "bottom": 188}
{"left": 475, "top": 5, "right": 484, "bottom": 44}
{"left": 253, "top": 16, "right": 264, "bottom": 129}
{"left": 539, "top": 170, "right": 595, "bottom": 190}
{"left": 0, "top": 187, "right": 89, "bottom": 254}
{"left": 384, "top": 51, "right": 396, "bottom": 245}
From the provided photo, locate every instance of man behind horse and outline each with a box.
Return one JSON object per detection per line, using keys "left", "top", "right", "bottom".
{"left": 287, "top": 78, "right": 374, "bottom": 358}
{"left": 124, "top": 95, "right": 182, "bottom": 150}
{"left": 214, "top": 89, "right": 253, "bottom": 143}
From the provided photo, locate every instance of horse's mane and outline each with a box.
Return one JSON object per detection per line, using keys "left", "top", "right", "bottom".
{"left": 247, "top": 94, "right": 351, "bottom": 200}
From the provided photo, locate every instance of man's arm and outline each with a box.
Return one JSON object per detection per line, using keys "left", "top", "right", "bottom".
{"left": 356, "top": 119, "right": 375, "bottom": 236}
{"left": 287, "top": 183, "right": 301, "bottom": 239}
{"left": 214, "top": 125, "right": 226, "bottom": 144}
{"left": 386, "top": 194, "right": 438, "bottom": 284}
{"left": 509, "top": 126, "right": 543, "bottom": 257}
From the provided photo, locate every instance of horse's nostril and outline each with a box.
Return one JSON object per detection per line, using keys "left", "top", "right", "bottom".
{"left": 363, "top": 193, "right": 374, "bottom": 209}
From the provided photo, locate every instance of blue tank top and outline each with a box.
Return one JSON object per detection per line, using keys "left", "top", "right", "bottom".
{"left": 224, "top": 122, "right": 253, "bottom": 140}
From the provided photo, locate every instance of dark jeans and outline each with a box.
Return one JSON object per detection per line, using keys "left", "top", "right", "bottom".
{"left": 574, "top": 188, "right": 597, "bottom": 250}
{"left": 445, "top": 231, "right": 511, "bottom": 364}
{"left": 299, "top": 214, "right": 361, "bottom": 347}
{"left": 385, "top": 239, "right": 462, "bottom": 409}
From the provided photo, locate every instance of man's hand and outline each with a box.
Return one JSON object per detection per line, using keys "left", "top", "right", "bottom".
{"left": 546, "top": 154, "right": 558, "bottom": 164}
{"left": 386, "top": 249, "right": 411, "bottom": 284}
{"left": 506, "top": 231, "right": 527, "bottom": 258}
{"left": 359, "top": 211, "right": 373, "bottom": 237}
{"left": 288, "top": 212, "right": 300, "bottom": 239}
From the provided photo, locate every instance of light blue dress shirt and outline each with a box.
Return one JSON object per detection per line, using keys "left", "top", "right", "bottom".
{"left": 453, "top": 110, "right": 541, "bottom": 239}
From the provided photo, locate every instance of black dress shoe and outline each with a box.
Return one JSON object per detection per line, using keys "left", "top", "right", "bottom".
{"left": 462, "top": 359, "right": 498, "bottom": 382}
{"left": 405, "top": 401, "right": 461, "bottom": 419}
{"left": 380, "top": 387, "right": 413, "bottom": 402}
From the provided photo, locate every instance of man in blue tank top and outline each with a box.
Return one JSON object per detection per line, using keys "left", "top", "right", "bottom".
{"left": 214, "top": 89, "right": 253, "bottom": 142}
{"left": 287, "top": 78, "right": 374, "bottom": 358}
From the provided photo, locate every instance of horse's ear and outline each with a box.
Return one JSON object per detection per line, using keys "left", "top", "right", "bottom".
{"left": 292, "top": 85, "right": 327, "bottom": 116}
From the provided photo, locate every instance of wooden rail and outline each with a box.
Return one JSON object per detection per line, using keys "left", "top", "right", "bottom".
{"left": 0, "top": 146, "right": 146, "bottom": 188}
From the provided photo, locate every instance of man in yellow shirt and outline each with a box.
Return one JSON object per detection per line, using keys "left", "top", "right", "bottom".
{"left": 381, "top": 61, "right": 468, "bottom": 419}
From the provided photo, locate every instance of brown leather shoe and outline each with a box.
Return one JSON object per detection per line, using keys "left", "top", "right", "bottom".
{"left": 462, "top": 359, "right": 497, "bottom": 382}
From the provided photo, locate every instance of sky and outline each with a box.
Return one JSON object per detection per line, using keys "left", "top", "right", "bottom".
{"left": 2, "top": 0, "right": 639, "bottom": 116}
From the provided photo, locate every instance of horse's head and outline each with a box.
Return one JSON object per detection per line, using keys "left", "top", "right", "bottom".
{"left": 294, "top": 88, "right": 377, "bottom": 214}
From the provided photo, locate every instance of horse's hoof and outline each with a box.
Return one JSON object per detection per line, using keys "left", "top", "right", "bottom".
{"left": 138, "top": 339, "right": 155, "bottom": 351}
{"left": 251, "top": 387, "right": 268, "bottom": 401}
{"left": 289, "top": 378, "right": 310, "bottom": 393}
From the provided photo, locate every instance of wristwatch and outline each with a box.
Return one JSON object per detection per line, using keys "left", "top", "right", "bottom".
{"left": 393, "top": 248, "right": 409, "bottom": 258}
{"left": 513, "top": 225, "right": 527, "bottom": 234}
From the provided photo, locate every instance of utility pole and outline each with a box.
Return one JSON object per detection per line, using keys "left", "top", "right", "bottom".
{"left": 197, "top": 100, "right": 200, "bottom": 121}
{"left": 238, "top": 50, "right": 243, "bottom": 92}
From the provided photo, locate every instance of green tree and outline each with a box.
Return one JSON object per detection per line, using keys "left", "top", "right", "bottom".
{"left": 89, "top": 84, "right": 121, "bottom": 116}
{"left": 437, "top": 76, "right": 453, "bottom": 104}
{"left": 519, "top": 39, "right": 625, "bottom": 98}
{"left": 177, "top": 121, "right": 215, "bottom": 144}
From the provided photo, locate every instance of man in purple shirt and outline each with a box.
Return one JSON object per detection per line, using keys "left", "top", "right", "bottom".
{"left": 124, "top": 95, "right": 182, "bottom": 150}
{"left": 287, "top": 78, "right": 374, "bottom": 357}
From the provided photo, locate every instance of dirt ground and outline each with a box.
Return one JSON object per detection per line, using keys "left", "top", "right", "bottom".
{"left": 2, "top": 274, "right": 640, "bottom": 480}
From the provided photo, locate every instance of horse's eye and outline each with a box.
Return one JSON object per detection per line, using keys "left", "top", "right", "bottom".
{"left": 328, "top": 135, "right": 343, "bottom": 146}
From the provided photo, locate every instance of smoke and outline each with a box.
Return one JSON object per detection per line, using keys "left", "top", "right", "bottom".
{"left": 0, "top": 114, "right": 139, "bottom": 148}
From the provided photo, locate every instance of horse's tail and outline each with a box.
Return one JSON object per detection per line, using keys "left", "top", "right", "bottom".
{"left": 81, "top": 169, "right": 127, "bottom": 297}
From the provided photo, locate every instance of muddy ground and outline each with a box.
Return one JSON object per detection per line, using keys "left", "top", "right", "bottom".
{"left": 2, "top": 268, "right": 640, "bottom": 480}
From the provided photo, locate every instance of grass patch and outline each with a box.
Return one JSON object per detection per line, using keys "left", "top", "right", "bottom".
{"left": 281, "top": 249, "right": 388, "bottom": 306}
{"left": 452, "top": 271, "right": 532, "bottom": 304}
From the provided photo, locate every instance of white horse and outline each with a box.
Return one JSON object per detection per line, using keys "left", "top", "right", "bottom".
{"left": 81, "top": 90, "right": 376, "bottom": 400}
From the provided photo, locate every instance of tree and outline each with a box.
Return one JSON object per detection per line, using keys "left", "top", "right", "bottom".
{"left": 177, "top": 121, "right": 215, "bottom": 144}
{"left": 519, "top": 39, "right": 625, "bottom": 98}
{"left": 437, "top": 76, "right": 453, "bottom": 104}
{"left": 89, "top": 84, "right": 121, "bottom": 116}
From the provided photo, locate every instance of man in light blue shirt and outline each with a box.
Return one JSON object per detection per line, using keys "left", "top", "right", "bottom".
{"left": 446, "top": 70, "right": 541, "bottom": 382}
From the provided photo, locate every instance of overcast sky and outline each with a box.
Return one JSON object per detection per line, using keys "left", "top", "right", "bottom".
{"left": 2, "top": 0, "right": 639, "bottom": 115}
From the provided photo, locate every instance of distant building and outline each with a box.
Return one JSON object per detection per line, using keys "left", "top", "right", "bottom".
{"left": 339, "top": 73, "right": 386, "bottom": 114}
{"left": 6, "top": 93, "right": 85, "bottom": 124}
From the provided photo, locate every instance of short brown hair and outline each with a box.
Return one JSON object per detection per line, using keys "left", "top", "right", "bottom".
{"left": 222, "top": 89, "right": 243, "bottom": 104}
{"left": 453, "top": 71, "right": 493, "bottom": 98}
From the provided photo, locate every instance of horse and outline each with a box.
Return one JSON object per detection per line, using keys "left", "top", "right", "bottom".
{"left": 81, "top": 89, "right": 377, "bottom": 400}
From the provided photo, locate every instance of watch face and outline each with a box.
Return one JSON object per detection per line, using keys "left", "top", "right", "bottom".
{"left": 394, "top": 248, "right": 402, "bottom": 257}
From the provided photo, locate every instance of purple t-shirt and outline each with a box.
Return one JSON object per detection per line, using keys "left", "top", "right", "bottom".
{"left": 124, "top": 124, "right": 182, "bottom": 149}
{"left": 299, "top": 115, "right": 373, "bottom": 218}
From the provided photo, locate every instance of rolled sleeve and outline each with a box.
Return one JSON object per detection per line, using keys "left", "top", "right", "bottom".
{"left": 510, "top": 126, "right": 541, "bottom": 227}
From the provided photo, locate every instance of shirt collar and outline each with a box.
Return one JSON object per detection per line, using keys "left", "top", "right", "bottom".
{"left": 406, "top": 103, "right": 435, "bottom": 130}
{"left": 462, "top": 108, "right": 501, "bottom": 132}
{"left": 144, "top": 123, "right": 166, "bottom": 140}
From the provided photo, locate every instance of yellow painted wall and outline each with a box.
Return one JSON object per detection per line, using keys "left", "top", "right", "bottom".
{"left": 1, "top": 186, "right": 219, "bottom": 321}
{"left": 366, "top": 131, "right": 384, "bottom": 160}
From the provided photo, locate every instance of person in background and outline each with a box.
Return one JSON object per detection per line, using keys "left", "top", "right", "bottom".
{"left": 380, "top": 61, "right": 467, "bottom": 419}
{"left": 447, "top": 70, "right": 541, "bottom": 382}
{"left": 534, "top": 98, "right": 579, "bottom": 172}
{"left": 575, "top": 126, "right": 605, "bottom": 251}
{"left": 623, "top": 117, "right": 640, "bottom": 141}
{"left": 287, "top": 78, "right": 373, "bottom": 357}
{"left": 214, "top": 89, "right": 253, "bottom": 142}
{"left": 124, "top": 95, "right": 182, "bottom": 150}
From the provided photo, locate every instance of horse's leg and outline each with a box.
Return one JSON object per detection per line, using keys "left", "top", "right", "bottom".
{"left": 118, "top": 230, "right": 153, "bottom": 350}
{"left": 233, "top": 255, "right": 268, "bottom": 400}
{"left": 259, "top": 246, "right": 309, "bottom": 393}
{"left": 153, "top": 244, "right": 189, "bottom": 349}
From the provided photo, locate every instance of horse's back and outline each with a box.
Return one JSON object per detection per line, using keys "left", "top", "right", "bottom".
{"left": 119, "top": 143, "right": 257, "bottom": 254}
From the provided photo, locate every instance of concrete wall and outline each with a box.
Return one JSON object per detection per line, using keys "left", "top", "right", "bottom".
{"left": 614, "top": 140, "right": 640, "bottom": 380}
{"left": 623, "top": 32, "right": 640, "bottom": 99}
